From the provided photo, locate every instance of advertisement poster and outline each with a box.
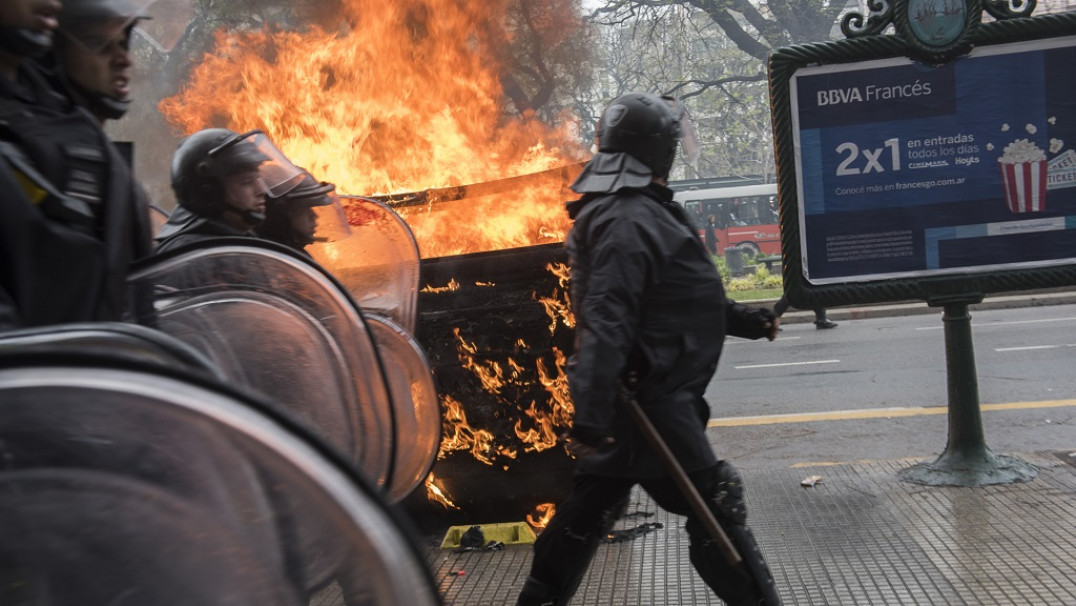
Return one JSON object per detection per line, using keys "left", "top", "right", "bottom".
{"left": 792, "top": 35, "right": 1076, "bottom": 284}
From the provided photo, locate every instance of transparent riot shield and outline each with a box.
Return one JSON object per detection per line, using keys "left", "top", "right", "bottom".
{"left": 0, "top": 321, "right": 222, "bottom": 378}
{"left": 366, "top": 314, "right": 440, "bottom": 503}
{"left": 309, "top": 197, "right": 421, "bottom": 333}
{"left": 0, "top": 348, "right": 441, "bottom": 605}
{"left": 127, "top": 239, "right": 396, "bottom": 492}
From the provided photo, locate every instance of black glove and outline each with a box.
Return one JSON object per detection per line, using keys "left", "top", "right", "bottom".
{"left": 565, "top": 425, "right": 615, "bottom": 461}
{"left": 726, "top": 300, "right": 778, "bottom": 340}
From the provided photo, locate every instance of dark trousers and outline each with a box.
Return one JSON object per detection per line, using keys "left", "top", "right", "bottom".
{"left": 773, "top": 296, "right": 827, "bottom": 322}
{"left": 517, "top": 462, "right": 780, "bottom": 606}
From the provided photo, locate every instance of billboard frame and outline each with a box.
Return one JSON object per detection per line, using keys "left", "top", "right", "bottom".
{"left": 769, "top": 8, "right": 1076, "bottom": 310}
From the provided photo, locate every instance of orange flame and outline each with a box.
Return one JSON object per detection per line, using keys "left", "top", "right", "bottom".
{"left": 536, "top": 262, "right": 573, "bottom": 333}
{"left": 454, "top": 328, "right": 512, "bottom": 395}
{"left": 158, "top": 0, "right": 587, "bottom": 256}
{"left": 514, "top": 400, "right": 559, "bottom": 453}
{"left": 547, "top": 261, "right": 572, "bottom": 289}
{"left": 537, "top": 347, "right": 573, "bottom": 427}
{"left": 434, "top": 264, "right": 576, "bottom": 466}
{"left": 437, "top": 395, "right": 514, "bottom": 465}
{"left": 420, "top": 278, "right": 460, "bottom": 294}
{"left": 526, "top": 502, "right": 556, "bottom": 532}
{"left": 425, "top": 472, "right": 459, "bottom": 510}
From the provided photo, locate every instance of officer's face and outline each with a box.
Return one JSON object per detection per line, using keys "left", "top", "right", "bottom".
{"left": 0, "top": 0, "right": 60, "bottom": 37}
{"left": 222, "top": 170, "right": 267, "bottom": 215}
{"left": 60, "top": 21, "right": 133, "bottom": 104}
{"left": 289, "top": 206, "right": 318, "bottom": 240}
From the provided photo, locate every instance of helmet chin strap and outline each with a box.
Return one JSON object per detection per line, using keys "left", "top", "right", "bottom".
{"left": 237, "top": 208, "right": 266, "bottom": 228}
{"left": 68, "top": 79, "right": 130, "bottom": 121}
{"left": 220, "top": 203, "right": 265, "bottom": 229}
{"left": 0, "top": 27, "right": 52, "bottom": 58}
{"left": 53, "top": 49, "right": 131, "bottom": 121}
{"left": 89, "top": 91, "right": 130, "bottom": 121}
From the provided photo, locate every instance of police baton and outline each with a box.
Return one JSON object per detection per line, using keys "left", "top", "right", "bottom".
{"left": 620, "top": 389, "right": 742, "bottom": 565}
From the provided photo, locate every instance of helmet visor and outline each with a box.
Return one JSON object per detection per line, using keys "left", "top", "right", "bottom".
{"left": 58, "top": 0, "right": 155, "bottom": 53}
{"left": 662, "top": 96, "right": 701, "bottom": 165}
{"left": 211, "top": 131, "right": 305, "bottom": 198}
{"left": 309, "top": 188, "right": 352, "bottom": 244}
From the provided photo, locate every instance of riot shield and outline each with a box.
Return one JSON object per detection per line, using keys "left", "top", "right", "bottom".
{"left": 0, "top": 348, "right": 441, "bottom": 605}
{"left": 309, "top": 197, "right": 421, "bottom": 333}
{"left": 127, "top": 239, "right": 397, "bottom": 492}
{"left": 367, "top": 314, "right": 440, "bottom": 503}
{"left": 0, "top": 321, "right": 221, "bottom": 378}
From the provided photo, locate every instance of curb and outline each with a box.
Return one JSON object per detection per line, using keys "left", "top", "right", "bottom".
{"left": 757, "top": 288, "right": 1076, "bottom": 325}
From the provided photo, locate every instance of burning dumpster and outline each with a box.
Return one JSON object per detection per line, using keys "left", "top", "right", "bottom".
{"left": 349, "top": 165, "right": 585, "bottom": 529}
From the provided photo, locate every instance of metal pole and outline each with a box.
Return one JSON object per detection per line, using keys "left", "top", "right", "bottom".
{"left": 622, "top": 395, "right": 742, "bottom": 565}
{"left": 899, "top": 299, "right": 1036, "bottom": 486}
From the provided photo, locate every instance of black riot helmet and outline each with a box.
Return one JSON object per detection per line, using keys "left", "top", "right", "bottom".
{"left": 259, "top": 170, "right": 351, "bottom": 250}
{"left": 171, "top": 128, "right": 270, "bottom": 220}
{"left": 572, "top": 92, "right": 695, "bottom": 194}
{"left": 54, "top": 0, "right": 154, "bottom": 121}
{"left": 0, "top": 0, "right": 61, "bottom": 58}
{"left": 599, "top": 92, "right": 681, "bottom": 176}
{"left": 171, "top": 128, "right": 304, "bottom": 227}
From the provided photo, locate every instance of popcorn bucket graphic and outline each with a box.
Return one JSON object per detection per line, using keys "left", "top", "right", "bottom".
{"left": 999, "top": 159, "right": 1047, "bottom": 213}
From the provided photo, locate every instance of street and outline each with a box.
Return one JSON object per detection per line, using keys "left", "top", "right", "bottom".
{"left": 705, "top": 303, "right": 1076, "bottom": 469}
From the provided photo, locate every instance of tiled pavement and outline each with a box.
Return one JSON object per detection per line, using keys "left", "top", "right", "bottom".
{"left": 424, "top": 451, "right": 1076, "bottom": 605}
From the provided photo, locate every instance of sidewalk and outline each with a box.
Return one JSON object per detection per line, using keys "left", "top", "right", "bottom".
{"left": 423, "top": 450, "right": 1076, "bottom": 605}
{"left": 764, "top": 287, "right": 1076, "bottom": 325}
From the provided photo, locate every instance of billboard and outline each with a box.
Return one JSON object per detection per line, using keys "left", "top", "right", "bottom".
{"left": 770, "top": 12, "right": 1076, "bottom": 306}
{"left": 793, "top": 36, "right": 1076, "bottom": 285}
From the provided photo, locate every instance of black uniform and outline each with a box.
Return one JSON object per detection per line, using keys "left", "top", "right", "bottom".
{"left": 0, "top": 63, "right": 152, "bottom": 330}
{"left": 154, "top": 206, "right": 256, "bottom": 253}
{"left": 519, "top": 182, "right": 780, "bottom": 606}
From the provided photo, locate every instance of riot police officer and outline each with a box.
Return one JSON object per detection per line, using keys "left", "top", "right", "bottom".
{"left": 516, "top": 92, "right": 782, "bottom": 606}
{"left": 155, "top": 128, "right": 304, "bottom": 253}
{"left": 1, "top": 0, "right": 153, "bottom": 330}
{"left": 0, "top": 0, "right": 60, "bottom": 84}
{"left": 257, "top": 169, "right": 351, "bottom": 255}
{"left": 51, "top": 0, "right": 150, "bottom": 125}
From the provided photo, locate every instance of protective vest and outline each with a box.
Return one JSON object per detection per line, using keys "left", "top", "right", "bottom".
{"left": 0, "top": 63, "right": 151, "bottom": 329}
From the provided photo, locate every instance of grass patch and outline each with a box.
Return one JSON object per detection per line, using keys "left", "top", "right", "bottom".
{"left": 726, "top": 287, "right": 783, "bottom": 301}
{"left": 712, "top": 254, "right": 784, "bottom": 302}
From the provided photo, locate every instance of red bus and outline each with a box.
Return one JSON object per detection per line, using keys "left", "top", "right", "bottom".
{"left": 673, "top": 183, "right": 780, "bottom": 257}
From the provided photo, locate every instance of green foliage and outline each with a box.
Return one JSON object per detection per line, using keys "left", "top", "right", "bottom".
{"left": 712, "top": 255, "right": 783, "bottom": 297}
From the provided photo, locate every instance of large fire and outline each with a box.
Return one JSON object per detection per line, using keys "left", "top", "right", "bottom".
{"left": 160, "top": 0, "right": 590, "bottom": 514}
{"left": 159, "top": 0, "right": 588, "bottom": 257}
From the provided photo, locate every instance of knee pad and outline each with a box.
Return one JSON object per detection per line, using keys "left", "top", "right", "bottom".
{"left": 707, "top": 460, "right": 747, "bottom": 525}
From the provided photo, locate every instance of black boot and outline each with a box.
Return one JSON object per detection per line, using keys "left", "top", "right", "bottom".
{"left": 815, "top": 319, "right": 838, "bottom": 329}
{"left": 516, "top": 577, "right": 559, "bottom": 606}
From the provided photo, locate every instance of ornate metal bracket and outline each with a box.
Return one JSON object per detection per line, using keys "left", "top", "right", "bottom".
{"left": 841, "top": 0, "right": 895, "bottom": 37}
{"left": 982, "top": 0, "right": 1037, "bottom": 19}
{"left": 840, "top": 0, "right": 1038, "bottom": 64}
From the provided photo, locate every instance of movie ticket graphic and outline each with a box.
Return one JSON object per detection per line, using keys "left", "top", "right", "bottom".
{"left": 791, "top": 36, "right": 1076, "bottom": 284}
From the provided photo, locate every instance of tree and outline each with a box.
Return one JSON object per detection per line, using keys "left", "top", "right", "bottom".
{"left": 579, "top": 0, "right": 866, "bottom": 180}
{"left": 583, "top": 3, "right": 779, "bottom": 179}
{"left": 589, "top": 0, "right": 854, "bottom": 61}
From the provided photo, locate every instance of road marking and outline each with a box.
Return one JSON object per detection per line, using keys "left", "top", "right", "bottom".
{"left": 989, "top": 344, "right": 1076, "bottom": 353}
{"left": 726, "top": 336, "right": 801, "bottom": 344}
{"left": 706, "top": 399, "right": 1076, "bottom": 428}
{"left": 916, "top": 316, "right": 1076, "bottom": 330}
{"left": 995, "top": 344, "right": 1076, "bottom": 352}
{"left": 790, "top": 457, "right": 927, "bottom": 469}
{"left": 734, "top": 359, "right": 839, "bottom": 370}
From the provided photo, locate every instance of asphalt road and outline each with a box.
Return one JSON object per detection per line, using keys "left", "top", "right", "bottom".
{"left": 703, "top": 303, "right": 1076, "bottom": 469}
